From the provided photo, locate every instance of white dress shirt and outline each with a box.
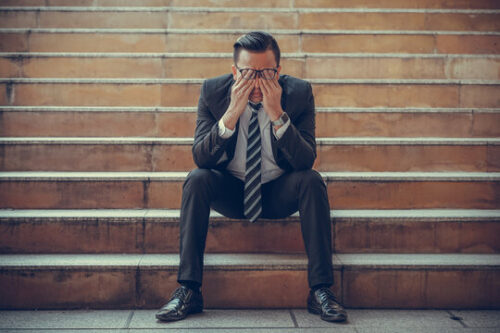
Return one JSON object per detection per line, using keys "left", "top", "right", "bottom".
{"left": 217, "top": 103, "right": 291, "bottom": 184}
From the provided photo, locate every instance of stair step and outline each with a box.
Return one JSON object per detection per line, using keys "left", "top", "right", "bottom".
{"left": 1, "top": 79, "right": 499, "bottom": 108}
{"left": 1, "top": 137, "right": 498, "bottom": 172}
{"left": 0, "top": 0, "right": 499, "bottom": 9}
{"left": 1, "top": 209, "right": 498, "bottom": 254}
{"left": 0, "top": 0, "right": 292, "bottom": 8}
{"left": 0, "top": 171, "right": 498, "bottom": 209}
{"left": 1, "top": 8, "right": 499, "bottom": 31}
{"left": 2, "top": 106, "right": 499, "bottom": 138}
{"left": 1, "top": 29, "right": 499, "bottom": 54}
{"left": 1, "top": 0, "right": 498, "bottom": 313}
{"left": 2, "top": 52, "right": 499, "bottom": 80}
{"left": 296, "top": 0, "right": 500, "bottom": 9}
{"left": 0, "top": 253, "right": 498, "bottom": 309}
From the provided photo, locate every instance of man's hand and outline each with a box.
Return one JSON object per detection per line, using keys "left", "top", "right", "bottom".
{"left": 259, "top": 76, "right": 284, "bottom": 122}
{"left": 222, "top": 73, "right": 256, "bottom": 130}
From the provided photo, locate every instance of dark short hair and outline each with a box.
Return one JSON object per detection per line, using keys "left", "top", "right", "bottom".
{"left": 233, "top": 31, "right": 281, "bottom": 67}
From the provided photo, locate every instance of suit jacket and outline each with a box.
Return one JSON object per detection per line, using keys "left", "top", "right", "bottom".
{"left": 192, "top": 73, "right": 317, "bottom": 172}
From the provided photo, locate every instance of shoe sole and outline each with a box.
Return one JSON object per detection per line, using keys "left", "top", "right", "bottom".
{"left": 155, "top": 304, "right": 203, "bottom": 322}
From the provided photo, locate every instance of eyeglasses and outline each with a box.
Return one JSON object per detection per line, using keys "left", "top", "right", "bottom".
{"left": 235, "top": 66, "right": 278, "bottom": 80}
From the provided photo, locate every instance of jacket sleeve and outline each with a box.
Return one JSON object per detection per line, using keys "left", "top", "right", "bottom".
{"left": 274, "top": 81, "right": 317, "bottom": 170}
{"left": 192, "top": 80, "right": 233, "bottom": 168}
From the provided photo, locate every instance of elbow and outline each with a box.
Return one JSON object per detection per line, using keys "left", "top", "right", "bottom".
{"left": 300, "top": 156, "right": 316, "bottom": 170}
{"left": 192, "top": 145, "right": 207, "bottom": 169}
{"left": 301, "top": 143, "right": 317, "bottom": 170}
{"left": 291, "top": 148, "right": 316, "bottom": 171}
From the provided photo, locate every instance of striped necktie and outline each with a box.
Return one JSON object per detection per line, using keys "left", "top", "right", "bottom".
{"left": 244, "top": 102, "right": 262, "bottom": 223}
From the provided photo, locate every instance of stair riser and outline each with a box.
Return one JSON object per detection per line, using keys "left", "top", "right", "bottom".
{"left": 1, "top": 83, "right": 499, "bottom": 108}
{"left": 2, "top": 111, "right": 499, "bottom": 138}
{"left": 342, "top": 269, "right": 499, "bottom": 309}
{"left": 2, "top": 57, "right": 499, "bottom": 80}
{"left": 1, "top": 32, "right": 499, "bottom": 54}
{"left": 336, "top": 220, "right": 500, "bottom": 254}
{"left": 0, "top": 0, "right": 292, "bottom": 8}
{"left": 1, "top": 0, "right": 499, "bottom": 9}
{"left": 2, "top": 11, "right": 499, "bottom": 31}
{"left": 1, "top": 143, "right": 498, "bottom": 172}
{"left": 296, "top": 0, "right": 500, "bottom": 9}
{"left": 1, "top": 180, "right": 498, "bottom": 209}
{"left": 1, "top": 267, "right": 497, "bottom": 309}
{"left": 1, "top": 218, "right": 498, "bottom": 254}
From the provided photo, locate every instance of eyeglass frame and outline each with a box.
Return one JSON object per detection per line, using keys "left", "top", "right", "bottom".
{"left": 235, "top": 65, "right": 279, "bottom": 80}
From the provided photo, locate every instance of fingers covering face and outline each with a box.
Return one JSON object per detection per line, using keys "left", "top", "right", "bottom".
{"left": 234, "top": 74, "right": 254, "bottom": 92}
{"left": 258, "top": 77, "right": 268, "bottom": 96}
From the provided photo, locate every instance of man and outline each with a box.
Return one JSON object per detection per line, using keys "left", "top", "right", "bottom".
{"left": 155, "top": 31, "right": 347, "bottom": 323}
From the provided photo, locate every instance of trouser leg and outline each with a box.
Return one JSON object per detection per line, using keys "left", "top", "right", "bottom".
{"left": 177, "top": 168, "right": 244, "bottom": 286}
{"left": 261, "top": 169, "right": 334, "bottom": 288}
{"left": 178, "top": 167, "right": 333, "bottom": 288}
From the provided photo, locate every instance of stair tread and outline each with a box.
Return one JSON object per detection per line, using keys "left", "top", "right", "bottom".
{"left": 2, "top": 27, "right": 500, "bottom": 35}
{"left": 1, "top": 253, "right": 499, "bottom": 269}
{"left": 1, "top": 171, "right": 498, "bottom": 181}
{"left": 1, "top": 137, "right": 499, "bottom": 145}
{"left": 1, "top": 106, "right": 498, "bottom": 112}
{"left": 1, "top": 208, "right": 499, "bottom": 220}
{"left": 2, "top": 52, "right": 500, "bottom": 58}
{"left": 2, "top": 0, "right": 498, "bottom": 10}
{"left": 2, "top": 77, "right": 500, "bottom": 84}
{"left": 2, "top": 6, "right": 499, "bottom": 13}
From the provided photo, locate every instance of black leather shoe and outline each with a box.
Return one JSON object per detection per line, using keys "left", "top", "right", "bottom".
{"left": 155, "top": 285, "right": 203, "bottom": 322}
{"left": 307, "top": 287, "right": 347, "bottom": 322}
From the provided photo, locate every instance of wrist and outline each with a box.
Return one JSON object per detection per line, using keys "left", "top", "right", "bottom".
{"left": 273, "top": 124, "right": 283, "bottom": 131}
{"left": 269, "top": 109, "right": 284, "bottom": 122}
{"left": 271, "top": 111, "right": 289, "bottom": 127}
{"left": 223, "top": 108, "right": 239, "bottom": 131}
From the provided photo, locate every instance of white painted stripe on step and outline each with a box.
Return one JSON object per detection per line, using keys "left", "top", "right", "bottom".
{"left": 317, "top": 137, "right": 500, "bottom": 145}
{"left": 306, "top": 79, "right": 500, "bottom": 85}
{"left": 0, "top": 171, "right": 190, "bottom": 181}
{"left": 1, "top": 106, "right": 499, "bottom": 113}
{"left": 335, "top": 253, "right": 500, "bottom": 267}
{"left": 0, "top": 106, "right": 200, "bottom": 112}
{"left": 314, "top": 107, "right": 500, "bottom": 113}
{"left": 1, "top": 28, "right": 499, "bottom": 35}
{"left": 0, "top": 253, "right": 498, "bottom": 269}
{"left": 2, "top": 78, "right": 499, "bottom": 85}
{"left": 295, "top": 53, "right": 500, "bottom": 59}
{"left": 0, "top": 171, "right": 498, "bottom": 181}
{"left": 1, "top": 52, "right": 500, "bottom": 59}
{"left": 0, "top": 137, "right": 195, "bottom": 145}
{"left": 321, "top": 171, "right": 500, "bottom": 181}
{"left": 1, "top": 137, "right": 500, "bottom": 146}
{"left": 1, "top": 6, "right": 499, "bottom": 14}
{"left": 331, "top": 209, "right": 500, "bottom": 220}
{"left": 1, "top": 208, "right": 500, "bottom": 220}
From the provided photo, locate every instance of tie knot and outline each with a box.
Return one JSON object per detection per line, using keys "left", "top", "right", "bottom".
{"left": 248, "top": 102, "right": 262, "bottom": 111}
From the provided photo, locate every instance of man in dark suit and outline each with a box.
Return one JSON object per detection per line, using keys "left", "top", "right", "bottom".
{"left": 155, "top": 31, "right": 347, "bottom": 323}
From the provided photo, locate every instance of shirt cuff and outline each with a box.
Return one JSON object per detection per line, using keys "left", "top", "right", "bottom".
{"left": 218, "top": 117, "right": 235, "bottom": 138}
{"left": 272, "top": 117, "right": 291, "bottom": 140}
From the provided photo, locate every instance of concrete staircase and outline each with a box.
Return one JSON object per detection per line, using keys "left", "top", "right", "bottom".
{"left": 0, "top": 0, "right": 499, "bottom": 310}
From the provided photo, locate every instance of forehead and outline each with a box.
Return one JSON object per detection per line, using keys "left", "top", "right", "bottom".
{"left": 237, "top": 49, "right": 277, "bottom": 68}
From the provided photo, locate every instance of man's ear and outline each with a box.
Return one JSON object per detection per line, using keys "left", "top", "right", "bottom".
{"left": 231, "top": 65, "right": 237, "bottom": 80}
{"left": 276, "top": 65, "right": 282, "bottom": 79}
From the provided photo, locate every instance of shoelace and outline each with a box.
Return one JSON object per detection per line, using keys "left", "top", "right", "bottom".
{"left": 317, "top": 288, "right": 339, "bottom": 304}
{"left": 170, "top": 287, "right": 188, "bottom": 301}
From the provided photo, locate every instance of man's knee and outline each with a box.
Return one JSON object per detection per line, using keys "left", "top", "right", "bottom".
{"left": 297, "top": 169, "right": 327, "bottom": 188}
{"left": 183, "top": 168, "right": 214, "bottom": 191}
